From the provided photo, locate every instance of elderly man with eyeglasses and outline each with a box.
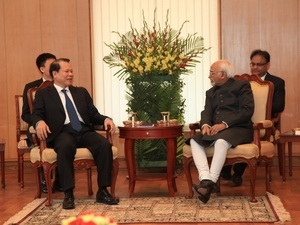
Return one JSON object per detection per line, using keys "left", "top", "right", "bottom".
{"left": 188, "top": 59, "right": 254, "bottom": 204}
{"left": 221, "top": 49, "right": 286, "bottom": 187}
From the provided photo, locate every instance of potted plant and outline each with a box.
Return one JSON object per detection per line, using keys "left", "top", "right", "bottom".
{"left": 103, "top": 9, "right": 210, "bottom": 168}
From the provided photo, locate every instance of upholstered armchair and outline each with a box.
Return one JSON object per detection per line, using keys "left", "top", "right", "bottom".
{"left": 28, "top": 82, "right": 119, "bottom": 206}
{"left": 15, "top": 95, "right": 33, "bottom": 188}
{"left": 30, "top": 128, "right": 118, "bottom": 206}
{"left": 183, "top": 74, "right": 275, "bottom": 203}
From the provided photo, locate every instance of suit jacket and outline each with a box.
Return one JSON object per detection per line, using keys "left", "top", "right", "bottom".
{"left": 31, "top": 84, "right": 108, "bottom": 143}
{"left": 21, "top": 78, "right": 43, "bottom": 125}
{"left": 264, "top": 73, "right": 285, "bottom": 117}
{"left": 193, "top": 78, "right": 254, "bottom": 147}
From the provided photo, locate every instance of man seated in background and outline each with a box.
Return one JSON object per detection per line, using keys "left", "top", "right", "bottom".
{"left": 221, "top": 49, "right": 285, "bottom": 186}
{"left": 21, "top": 53, "right": 61, "bottom": 193}
{"left": 22, "top": 53, "right": 56, "bottom": 129}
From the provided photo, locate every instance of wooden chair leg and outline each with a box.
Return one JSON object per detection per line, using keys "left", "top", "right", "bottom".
{"left": 248, "top": 158, "right": 258, "bottom": 203}
{"left": 33, "top": 165, "right": 42, "bottom": 198}
{"left": 18, "top": 152, "right": 25, "bottom": 188}
{"left": 275, "top": 142, "right": 282, "bottom": 179}
{"left": 86, "top": 168, "right": 93, "bottom": 195}
{"left": 183, "top": 156, "right": 194, "bottom": 198}
{"left": 172, "top": 177, "right": 178, "bottom": 192}
{"left": 17, "top": 152, "right": 21, "bottom": 183}
{"left": 18, "top": 148, "right": 31, "bottom": 188}
{"left": 110, "top": 158, "right": 119, "bottom": 197}
{"left": 43, "top": 163, "right": 54, "bottom": 206}
{"left": 277, "top": 142, "right": 283, "bottom": 176}
{"left": 265, "top": 161, "right": 274, "bottom": 194}
{"left": 0, "top": 146, "right": 5, "bottom": 189}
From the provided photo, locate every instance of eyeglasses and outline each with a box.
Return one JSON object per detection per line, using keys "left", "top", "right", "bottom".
{"left": 250, "top": 62, "right": 268, "bottom": 67}
{"left": 209, "top": 70, "right": 223, "bottom": 75}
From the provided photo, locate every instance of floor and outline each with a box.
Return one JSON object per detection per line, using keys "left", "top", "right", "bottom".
{"left": 0, "top": 157, "right": 299, "bottom": 225}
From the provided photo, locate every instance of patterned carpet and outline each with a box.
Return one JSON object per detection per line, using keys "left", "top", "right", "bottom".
{"left": 5, "top": 193, "right": 290, "bottom": 224}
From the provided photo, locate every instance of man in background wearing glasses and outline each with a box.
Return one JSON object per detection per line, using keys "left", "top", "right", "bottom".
{"left": 221, "top": 49, "right": 285, "bottom": 186}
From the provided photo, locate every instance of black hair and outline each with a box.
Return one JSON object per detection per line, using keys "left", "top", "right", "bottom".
{"left": 49, "top": 58, "right": 70, "bottom": 77}
{"left": 250, "top": 49, "right": 270, "bottom": 63}
{"left": 35, "top": 53, "right": 57, "bottom": 73}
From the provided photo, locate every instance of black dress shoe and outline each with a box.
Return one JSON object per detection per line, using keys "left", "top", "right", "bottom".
{"left": 193, "top": 181, "right": 219, "bottom": 194}
{"left": 229, "top": 173, "right": 242, "bottom": 187}
{"left": 63, "top": 192, "right": 75, "bottom": 209}
{"left": 193, "top": 179, "right": 216, "bottom": 204}
{"left": 96, "top": 188, "right": 119, "bottom": 205}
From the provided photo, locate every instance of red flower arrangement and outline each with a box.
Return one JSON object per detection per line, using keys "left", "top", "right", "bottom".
{"left": 103, "top": 9, "right": 210, "bottom": 80}
{"left": 61, "top": 211, "right": 117, "bottom": 225}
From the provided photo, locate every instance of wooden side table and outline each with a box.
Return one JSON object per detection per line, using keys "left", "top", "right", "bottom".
{"left": 118, "top": 125, "right": 183, "bottom": 197}
{"left": 278, "top": 130, "right": 297, "bottom": 181}
{"left": 0, "top": 139, "right": 5, "bottom": 189}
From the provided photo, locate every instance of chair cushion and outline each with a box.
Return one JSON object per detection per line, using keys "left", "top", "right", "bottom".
{"left": 30, "top": 146, "right": 41, "bottom": 163}
{"left": 30, "top": 146, "right": 118, "bottom": 164}
{"left": 17, "top": 139, "right": 29, "bottom": 149}
{"left": 260, "top": 141, "right": 275, "bottom": 158}
{"left": 183, "top": 143, "right": 259, "bottom": 159}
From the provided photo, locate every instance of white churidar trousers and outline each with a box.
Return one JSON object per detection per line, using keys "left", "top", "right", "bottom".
{"left": 190, "top": 138, "right": 231, "bottom": 183}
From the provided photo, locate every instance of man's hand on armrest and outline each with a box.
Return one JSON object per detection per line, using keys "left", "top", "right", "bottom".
{"left": 104, "top": 118, "right": 116, "bottom": 134}
{"left": 35, "top": 120, "right": 51, "bottom": 140}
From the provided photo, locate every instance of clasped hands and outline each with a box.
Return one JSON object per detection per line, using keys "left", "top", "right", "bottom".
{"left": 202, "top": 123, "right": 226, "bottom": 135}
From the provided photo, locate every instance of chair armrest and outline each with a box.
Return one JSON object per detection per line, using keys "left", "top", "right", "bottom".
{"left": 94, "top": 124, "right": 114, "bottom": 145}
{"left": 28, "top": 126, "right": 39, "bottom": 147}
{"left": 259, "top": 119, "right": 273, "bottom": 141}
{"left": 252, "top": 120, "right": 273, "bottom": 149}
{"left": 30, "top": 126, "right": 46, "bottom": 150}
{"left": 189, "top": 122, "right": 201, "bottom": 136}
{"left": 252, "top": 122, "right": 264, "bottom": 150}
{"left": 271, "top": 113, "right": 281, "bottom": 136}
{"left": 258, "top": 120, "right": 273, "bottom": 128}
{"left": 29, "top": 126, "right": 36, "bottom": 133}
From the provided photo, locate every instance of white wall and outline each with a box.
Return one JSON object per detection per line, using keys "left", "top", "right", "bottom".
{"left": 90, "top": 0, "right": 219, "bottom": 130}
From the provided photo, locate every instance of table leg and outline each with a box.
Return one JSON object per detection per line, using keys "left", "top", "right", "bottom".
{"left": 166, "top": 138, "right": 177, "bottom": 197}
{"left": 277, "top": 143, "right": 283, "bottom": 176}
{"left": 19, "top": 153, "right": 25, "bottom": 188}
{"left": 124, "top": 139, "right": 136, "bottom": 197}
{"left": 288, "top": 142, "right": 293, "bottom": 176}
{"left": 279, "top": 142, "right": 286, "bottom": 181}
{"left": 0, "top": 144, "right": 5, "bottom": 189}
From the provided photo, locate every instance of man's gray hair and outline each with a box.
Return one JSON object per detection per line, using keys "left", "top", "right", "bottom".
{"left": 218, "top": 60, "right": 235, "bottom": 78}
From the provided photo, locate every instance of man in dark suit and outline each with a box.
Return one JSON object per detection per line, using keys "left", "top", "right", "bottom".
{"left": 221, "top": 49, "right": 285, "bottom": 186}
{"left": 190, "top": 60, "right": 254, "bottom": 204}
{"left": 31, "top": 58, "right": 119, "bottom": 209}
{"left": 22, "top": 53, "right": 56, "bottom": 127}
{"left": 21, "top": 53, "right": 58, "bottom": 193}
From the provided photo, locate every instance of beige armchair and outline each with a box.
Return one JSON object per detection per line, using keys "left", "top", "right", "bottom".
{"left": 15, "top": 95, "right": 33, "bottom": 188}
{"left": 28, "top": 82, "right": 119, "bottom": 206}
{"left": 183, "top": 74, "right": 275, "bottom": 202}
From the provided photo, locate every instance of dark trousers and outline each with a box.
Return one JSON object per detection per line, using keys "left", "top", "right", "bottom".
{"left": 222, "top": 163, "right": 247, "bottom": 176}
{"left": 49, "top": 124, "right": 113, "bottom": 192}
